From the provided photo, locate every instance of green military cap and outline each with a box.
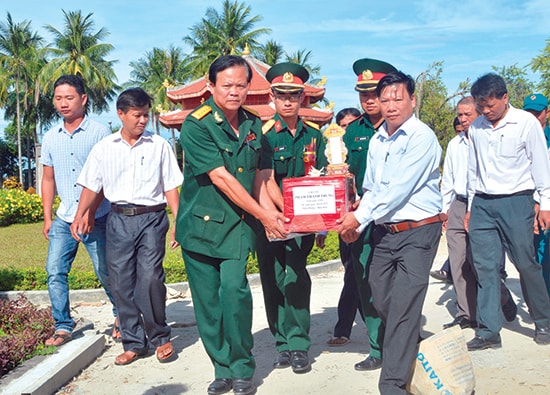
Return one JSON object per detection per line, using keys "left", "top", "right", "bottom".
{"left": 266, "top": 62, "right": 309, "bottom": 94}
{"left": 353, "top": 58, "right": 397, "bottom": 92}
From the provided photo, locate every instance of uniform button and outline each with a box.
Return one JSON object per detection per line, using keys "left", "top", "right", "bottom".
{"left": 280, "top": 156, "right": 284, "bottom": 160}
{"left": 204, "top": 215, "right": 210, "bottom": 221}
{"left": 358, "top": 147, "right": 363, "bottom": 151}
{"left": 225, "top": 148, "right": 229, "bottom": 152}
{"left": 238, "top": 167, "right": 243, "bottom": 173}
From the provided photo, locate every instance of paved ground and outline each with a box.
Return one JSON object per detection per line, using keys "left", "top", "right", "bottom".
{"left": 3, "top": 236, "right": 550, "bottom": 394}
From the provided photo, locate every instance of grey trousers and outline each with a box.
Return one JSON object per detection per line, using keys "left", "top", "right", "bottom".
{"left": 470, "top": 192, "right": 550, "bottom": 340}
{"left": 106, "top": 210, "right": 171, "bottom": 353}
{"left": 446, "top": 199, "right": 477, "bottom": 321}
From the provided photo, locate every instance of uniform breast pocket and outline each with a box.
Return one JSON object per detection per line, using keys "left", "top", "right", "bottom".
{"left": 498, "top": 136, "right": 520, "bottom": 158}
{"left": 219, "top": 145, "right": 235, "bottom": 173}
{"left": 350, "top": 138, "right": 369, "bottom": 153}
{"left": 273, "top": 151, "right": 293, "bottom": 176}
{"left": 243, "top": 140, "right": 261, "bottom": 170}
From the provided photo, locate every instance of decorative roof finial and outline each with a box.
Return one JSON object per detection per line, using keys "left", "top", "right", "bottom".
{"left": 242, "top": 43, "right": 251, "bottom": 56}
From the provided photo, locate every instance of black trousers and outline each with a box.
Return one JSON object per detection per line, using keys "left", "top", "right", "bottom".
{"left": 369, "top": 222, "right": 442, "bottom": 395}
{"left": 106, "top": 210, "right": 171, "bottom": 353}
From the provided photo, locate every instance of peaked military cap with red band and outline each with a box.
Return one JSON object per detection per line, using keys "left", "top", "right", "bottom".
{"left": 266, "top": 62, "right": 309, "bottom": 93}
{"left": 353, "top": 58, "right": 397, "bottom": 92}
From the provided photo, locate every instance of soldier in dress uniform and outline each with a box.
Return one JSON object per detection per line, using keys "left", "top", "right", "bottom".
{"left": 339, "top": 58, "right": 397, "bottom": 372}
{"left": 255, "top": 62, "right": 328, "bottom": 374}
{"left": 175, "top": 55, "right": 287, "bottom": 395}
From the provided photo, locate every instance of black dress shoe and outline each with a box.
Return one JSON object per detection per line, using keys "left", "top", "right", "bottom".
{"left": 233, "top": 378, "right": 255, "bottom": 395}
{"left": 354, "top": 355, "right": 382, "bottom": 371}
{"left": 443, "top": 316, "right": 476, "bottom": 329}
{"left": 207, "top": 378, "right": 233, "bottom": 395}
{"left": 273, "top": 351, "right": 291, "bottom": 369}
{"left": 534, "top": 325, "right": 550, "bottom": 345}
{"left": 430, "top": 269, "right": 452, "bottom": 283}
{"left": 466, "top": 335, "right": 501, "bottom": 351}
{"left": 290, "top": 350, "right": 311, "bottom": 373}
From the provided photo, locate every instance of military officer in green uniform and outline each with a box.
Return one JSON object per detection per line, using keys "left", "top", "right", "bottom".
{"left": 343, "top": 58, "right": 397, "bottom": 371}
{"left": 176, "top": 55, "right": 287, "bottom": 395}
{"left": 255, "top": 62, "right": 328, "bottom": 374}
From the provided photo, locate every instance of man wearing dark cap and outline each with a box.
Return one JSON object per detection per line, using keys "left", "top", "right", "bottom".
{"left": 524, "top": 93, "right": 550, "bottom": 298}
{"left": 524, "top": 93, "right": 550, "bottom": 147}
{"left": 337, "top": 58, "right": 397, "bottom": 372}
{"left": 256, "top": 62, "right": 328, "bottom": 374}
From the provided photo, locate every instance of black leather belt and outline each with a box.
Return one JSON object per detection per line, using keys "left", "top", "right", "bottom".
{"left": 476, "top": 190, "right": 534, "bottom": 199}
{"left": 456, "top": 195, "right": 468, "bottom": 203}
{"left": 111, "top": 203, "right": 166, "bottom": 216}
{"left": 382, "top": 213, "right": 447, "bottom": 234}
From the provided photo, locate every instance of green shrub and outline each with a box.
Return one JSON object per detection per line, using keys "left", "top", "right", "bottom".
{"left": 0, "top": 267, "right": 48, "bottom": 291}
{"left": 0, "top": 188, "right": 43, "bottom": 227}
{"left": 0, "top": 231, "right": 341, "bottom": 291}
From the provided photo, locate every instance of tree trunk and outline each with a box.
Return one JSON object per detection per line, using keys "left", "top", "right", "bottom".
{"left": 15, "top": 74, "right": 23, "bottom": 184}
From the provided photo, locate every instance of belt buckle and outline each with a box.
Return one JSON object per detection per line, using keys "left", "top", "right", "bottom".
{"left": 120, "top": 207, "right": 136, "bottom": 216}
{"left": 383, "top": 224, "right": 397, "bottom": 234}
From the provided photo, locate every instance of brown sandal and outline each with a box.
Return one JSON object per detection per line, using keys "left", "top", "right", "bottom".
{"left": 114, "top": 350, "right": 143, "bottom": 366}
{"left": 45, "top": 331, "right": 72, "bottom": 347}
{"left": 112, "top": 318, "right": 122, "bottom": 342}
{"left": 156, "top": 341, "right": 175, "bottom": 363}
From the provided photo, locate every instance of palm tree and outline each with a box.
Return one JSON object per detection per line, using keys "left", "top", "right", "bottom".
{"left": 183, "top": 0, "right": 270, "bottom": 78}
{"left": 285, "top": 49, "right": 321, "bottom": 79}
{"left": 128, "top": 45, "right": 190, "bottom": 144}
{"left": 255, "top": 39, "right": 284, "bottom": 66}
{"left": 0, "top": 12, "right": 44, "bottom": 184}
{"left": 40, "top": 9, "right": 118, "bottom": 114}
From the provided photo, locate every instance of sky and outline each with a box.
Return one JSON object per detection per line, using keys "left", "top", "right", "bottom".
{"left": 1, "top": 0, "right": 549, "bottom": 138}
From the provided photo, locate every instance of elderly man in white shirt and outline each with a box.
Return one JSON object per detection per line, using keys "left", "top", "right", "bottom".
{"left": 441, "top": 97, "right": 478, "bottom": 330}
{"left": 465, "top": 73, "right": 550, "bottom": 351}
{"left": 338, "top": 71, "right": 444, "bottom": 395}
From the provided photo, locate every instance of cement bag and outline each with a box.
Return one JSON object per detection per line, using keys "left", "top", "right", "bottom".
{"left": 407, "top": 325, "right": 475, "bottom": 395}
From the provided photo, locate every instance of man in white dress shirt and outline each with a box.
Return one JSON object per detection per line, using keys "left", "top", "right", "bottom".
{"left": 70, "top": 87, "right": 183, "bottom": 365}
{"left": 441, "top": 96, "right": 479, "bottom": 330}
{"left": 338, "top": 71, "right": 444, "bottom": 395}
{"left": 465, "top": 73, "right": 550, "bottom": 351}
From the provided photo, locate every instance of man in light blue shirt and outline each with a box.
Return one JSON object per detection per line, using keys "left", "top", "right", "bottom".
{"left": 41, "top": 75, "right": 117, "bottom": 347}
{"left": 338, "top": 71, "right": 443, "bottom": 395}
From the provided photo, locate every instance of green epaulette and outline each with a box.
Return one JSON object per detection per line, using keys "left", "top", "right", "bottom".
{"left": 242, "top": 105, "right": 260, "bottom": 117}
{"left": 304, "top": 120, "right": 320, "bottom": 130}
{"left": 262, "top": 119, "right": 276, "bottom": 134}
{"left": 191, "top": 105, "right": 212, "bottom": 120}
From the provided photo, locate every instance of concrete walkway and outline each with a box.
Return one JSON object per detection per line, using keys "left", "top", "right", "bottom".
{"left": 2, "top": 237, "right": 550, "bottom": 394}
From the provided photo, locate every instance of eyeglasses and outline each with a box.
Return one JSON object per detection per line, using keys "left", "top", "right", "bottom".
{"left": 273, "top": 93, "right": 302, "bottom": 102}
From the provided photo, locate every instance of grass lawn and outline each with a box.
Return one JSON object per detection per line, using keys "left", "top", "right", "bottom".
{"left": 0, "top": 218, "right": 340, "bottom": 290}
{"left": 0, "top": 219, "right": 184, "bottom": 272}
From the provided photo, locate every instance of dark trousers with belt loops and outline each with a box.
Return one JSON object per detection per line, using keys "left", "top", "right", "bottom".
{"left": 369, "top": 221, "right": 442, "bottom": 395}
{"left": 469, "top": 192, "right": 550, "bottom": 340}
{"left": 106, "top": 209, "right": 171, "bottom": 354}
